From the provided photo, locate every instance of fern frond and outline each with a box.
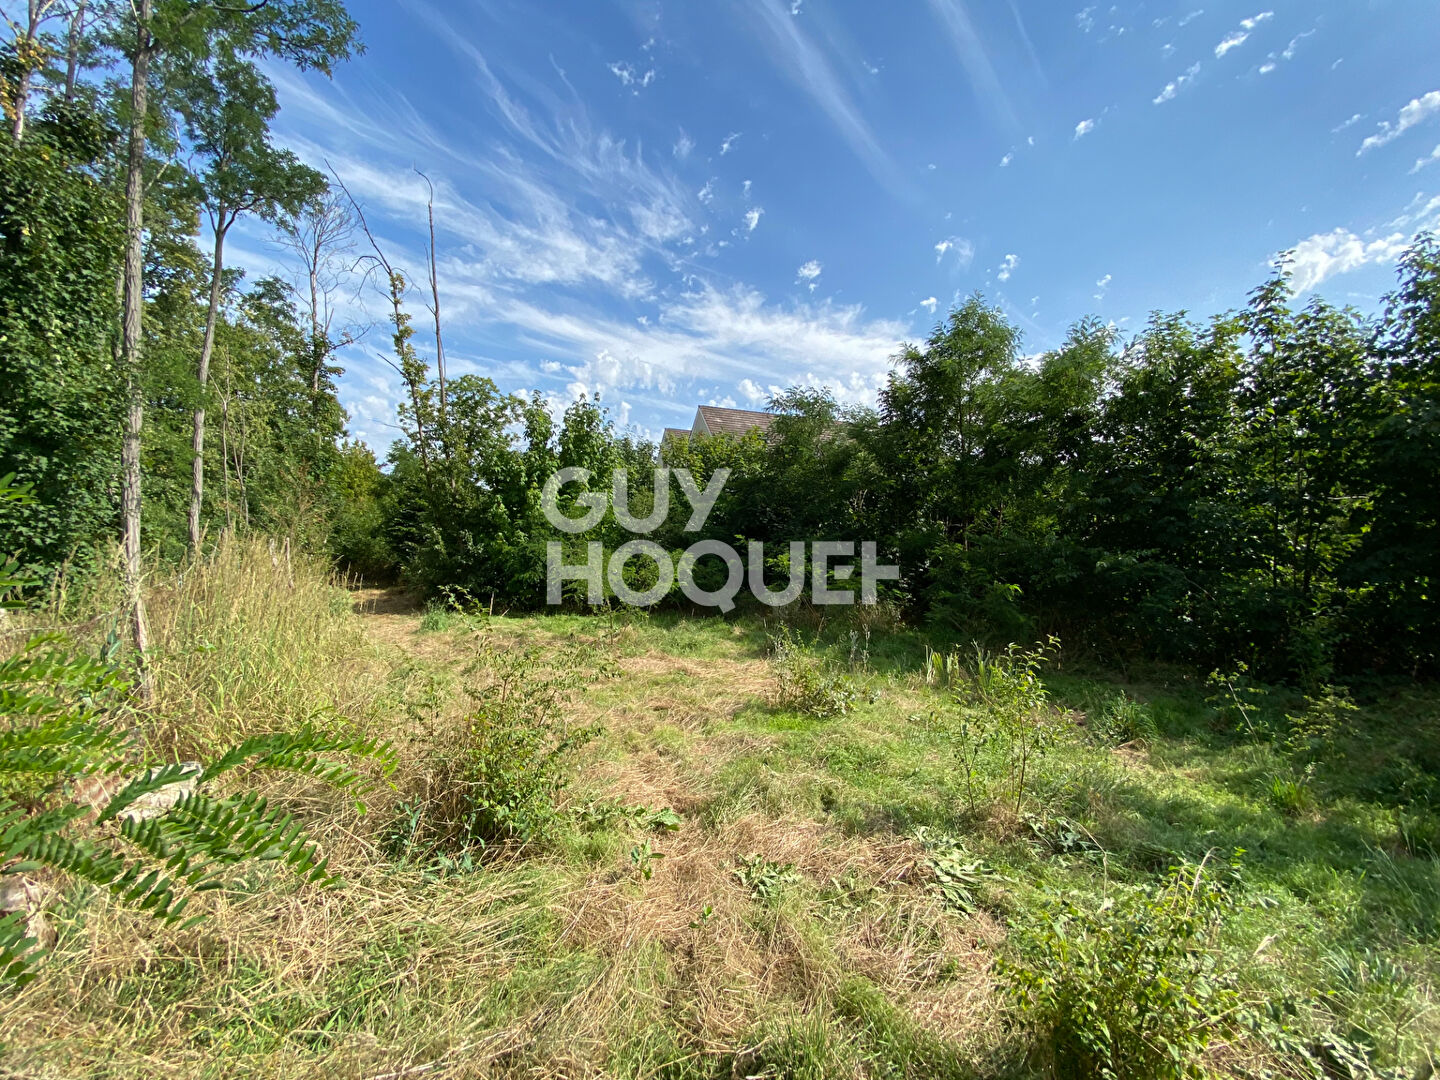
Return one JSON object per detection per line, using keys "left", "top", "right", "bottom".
{"left": 0, "top": 713, "right": 128, "bottom": 779}
{"left": 203, "top": 727, "right": 395, "bottom": 787}
{"left": 0, "top": 912, "right": 40, "bottom": 988}
{"left": 96, "top": 762, "right": 202, "bottom": 824}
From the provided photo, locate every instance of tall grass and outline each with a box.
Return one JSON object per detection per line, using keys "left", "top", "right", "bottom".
{"left": 144, "top": 539, "right": 381, "bottom": 754}
{"left": 9, "top": 537, "right": 384, "bottom": 756}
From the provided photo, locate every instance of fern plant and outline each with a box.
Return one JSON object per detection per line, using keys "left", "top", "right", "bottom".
{"left": 0, "top": 477, "right": 395, "bottom": 990}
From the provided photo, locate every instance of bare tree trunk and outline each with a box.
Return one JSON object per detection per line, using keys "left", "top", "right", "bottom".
{"left": 420, "top": 172, "right": 447, "bottom": 429}
{"left": 307, "top": 235, "right": 323, "bottom": 393}
{"left": 64, "top": 0, "right": 87, "bottom": 104}
{"left": 189, "top": 215, "right": 227, "bottom": 551}
{"left": 9, "top": 2, "right": 44, "bottom": 141}
{"left": 120, "top": 0, "right": 153, "bottom": 696}
{"left": 220, "top": 356, "right": 234, "bottom": 532}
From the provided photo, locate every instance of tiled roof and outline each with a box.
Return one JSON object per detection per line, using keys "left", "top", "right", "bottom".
{"left": 696, "top": 406, "right": 776, "bottom": 438}
{"left": 660, "top": 427, "right": 691, "bottom": 443}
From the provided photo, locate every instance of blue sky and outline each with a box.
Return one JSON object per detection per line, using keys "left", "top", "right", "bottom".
{"left": 228, "top": 0, "right": 1440, "bottom": 450}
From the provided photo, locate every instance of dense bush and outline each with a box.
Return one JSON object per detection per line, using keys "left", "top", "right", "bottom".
{"left": 999, "top": 858, "right": 1245, "bottom": 1079}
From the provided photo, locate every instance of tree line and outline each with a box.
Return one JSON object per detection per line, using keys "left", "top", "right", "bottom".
{"left": 367, "top": 243, "right": 1440, "bottom": 686}
{"left": 2, "top": 2, "right": 1437, "bottom": 685}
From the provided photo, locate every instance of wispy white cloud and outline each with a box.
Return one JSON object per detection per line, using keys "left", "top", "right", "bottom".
{"left": 720, "top": 131, "right": 742, "bottom": 155}
{"left": 1412, "top": 145, "right": 1440, "bottom": 174}
{"left": 697, "top": 179, "right": 716, "bottom": 204}
{"left": 935, "top": 236, "right": 976, "bottom": 267}
{"left": 1214, "top": 11, "right": 1270, "bottom": 58}
{"left": 997, "top": 253, "right": 1019, "bottom": 282}
{"left": 1074, "top": 117, "right": 1096, "bottom": 139}
{"left": 501, "top": 283, "right": 909, "bottom": 410}
{"left": 999, "top": 151, "right": 1014, "bottom": 166}
{"left": 1093, "top": 273, "right": 1112, "bottom": 300}
{"left": 674, "top": 131, "right": 694, "bottom": 158}
{"left": 1358, "top": 90, "right": 1440, "bottom": 154}
{"left": 1214, "top": 31, "right": 1248, "bottom": 57}
{"left": 1178, "top": 10, "right": 1204, "bottom": 27}
{"left": 1280, "top": 29, "right": 1313, "bottom": 61}
{"left": 1332, "top": 113, "right": 1363, "bottom": 134}
{"left": 925, "top": 0, "right": 1020, "bottom": 130}
{"left": 1282, "top": 228, "right": 1408, "bottom": 291}
{"left": 1260, "top": 29, "right": 1315, "bottom": 74}
{"left": 796, "top": 259, "right": 823, "bottom": 290}
{"left": 742, "top": 0, "right": 908, "bottom": 196}
{"left": 607, "top": 60, "right": 656, "bottom": 91}
{"left": 920, "top": 296, "right": 939, "bottom": 313}
{"left": 1154, "top": 62, "right": 1201, "bottom": 104}
{"left": 273, "top": 2, "right": 925, "bottom": 447}
{"left": 1076, "top": 6, "right": 1095, "bottom": 33}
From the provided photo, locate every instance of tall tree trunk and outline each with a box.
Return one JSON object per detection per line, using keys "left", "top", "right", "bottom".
{"left": 189, "top": 217, "right": 227, "bottom": 551}
{"left": 220, "top": 359, "right": 234, "bottom": 533}
{"left": 121, "top": 0, "right": 153, "bottom": 696}
{"left": 425, "top": 192, "right": 447, "bottom": 430}
{"left": 307, "top": 245, "right": 322, "bottom": 394}
{"left": 64, "top": 0, "right": 87, "bottom": 104}
{"left": 8, "top": 2, "right": 43, "bottom": 142}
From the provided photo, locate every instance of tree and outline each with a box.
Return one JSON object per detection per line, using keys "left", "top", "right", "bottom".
{"left": 109, "top": 0, "right": 360, "bottom": 682}
{"left": 276, "top": 188, "right": 357, "bottom": 408}
{"left": 2, "top": 0, "right": 75, "bottom": 141}
{"left": 176, "top": 48, "right": 324, "bottom": 551}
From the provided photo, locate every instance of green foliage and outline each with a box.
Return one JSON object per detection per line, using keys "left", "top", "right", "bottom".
{"left": 927, "top": 639, "right": 1066, "bottom": 815}
{"left": 0, "top": 624, "right": 394, "bottom": 990}
{"left": 767, "top": 625, "right": 862, "bottom": 719}
{"left": 574, "top": 798, "right": 683, "bottom": 834}
{"left": 398, "top": 641, "right": 612, "bottom": 851}
{"left": 629, "top": 839, "right": 663, "bottom": 880}
{"left": 0, "top": 112, "right": 124, "bottom": 579}
{"left": 999, "top": 857, "right": 1246, "bottom": 1080}
{"left": 913, "top": 827, "right": 995, "bottom": 914}
{"left": 1092, "top": 691, "right": 1158, "bottom": 746}
{"left": 733, "top": 854, "right": 802, "bottom": 903}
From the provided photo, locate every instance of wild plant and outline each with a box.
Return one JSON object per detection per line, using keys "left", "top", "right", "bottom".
{"left": 767, "top": 625, "right": 861, "bottom": 719}
{"left": 397, "top": 639, "right": 611, "bottom": 851}
{"left": 999, "top": 855, "right": 1246, "bottom": 1079}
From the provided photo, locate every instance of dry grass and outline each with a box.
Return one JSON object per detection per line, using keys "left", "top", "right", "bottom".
{"left": 0, "top": 547, "right": 1012, "bottom": 1078}
{"left": 15, "top": 543, "right": 1432, "bottom": 1077}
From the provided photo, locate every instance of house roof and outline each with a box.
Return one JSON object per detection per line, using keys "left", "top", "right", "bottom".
{"left": 660, "top": 427, "right": 691, "bottom": 444}
{"left": 695, "top": 406, "right": 776, "bottom": 438}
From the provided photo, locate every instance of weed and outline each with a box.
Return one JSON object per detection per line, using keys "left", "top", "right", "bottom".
{"left": 1000, "top": 856, "right": 1246, "bottom": 1080}
{"left": 629, "top": 840, "right": 664, "bottom": 880}
{"left": 914, "top": 828, "right": 997, "bottom": 914}
{"left": 574, "top": 798, "right": 683, "bottom": 833}
{"left": 767, "top": 625, "right": 863, "bottom": 719}
{"left": 1206, "top": 663, "right": 1270, "bottom": 741}
{"left": 399, "top": 640, "right": 610, "bottom": 850}
{"left": 1092, "top": 691, "right": 1158, "bottom": 745}
{"left": 1264, "top": 770, "right": 1317, "bottom": 816}
{"left": 734, "top": 854, "right": 803, "bottom": 903}
{"left": 928, "top": 639, "right": 1068, "bottom": 816}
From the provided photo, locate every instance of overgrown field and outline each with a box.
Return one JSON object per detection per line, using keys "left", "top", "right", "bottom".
{"left": 3, "top": 542, "right": 1438, "bottom": 1078}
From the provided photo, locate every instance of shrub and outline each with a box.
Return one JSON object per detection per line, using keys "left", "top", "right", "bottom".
{"left": 999, "top": 857, "right": 1244, "bottom": 1079}
{"left": 928, "top": 639, "right": 1068, "bottom": 815}
{"left": 767, "top": 626, "right": 861, "bottom": 719}
{"left": 397, "top": 640, "right": 611, "bottom": 851}
{"left": 1093, "top": 691, "right": 1158, "bottom": 745}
